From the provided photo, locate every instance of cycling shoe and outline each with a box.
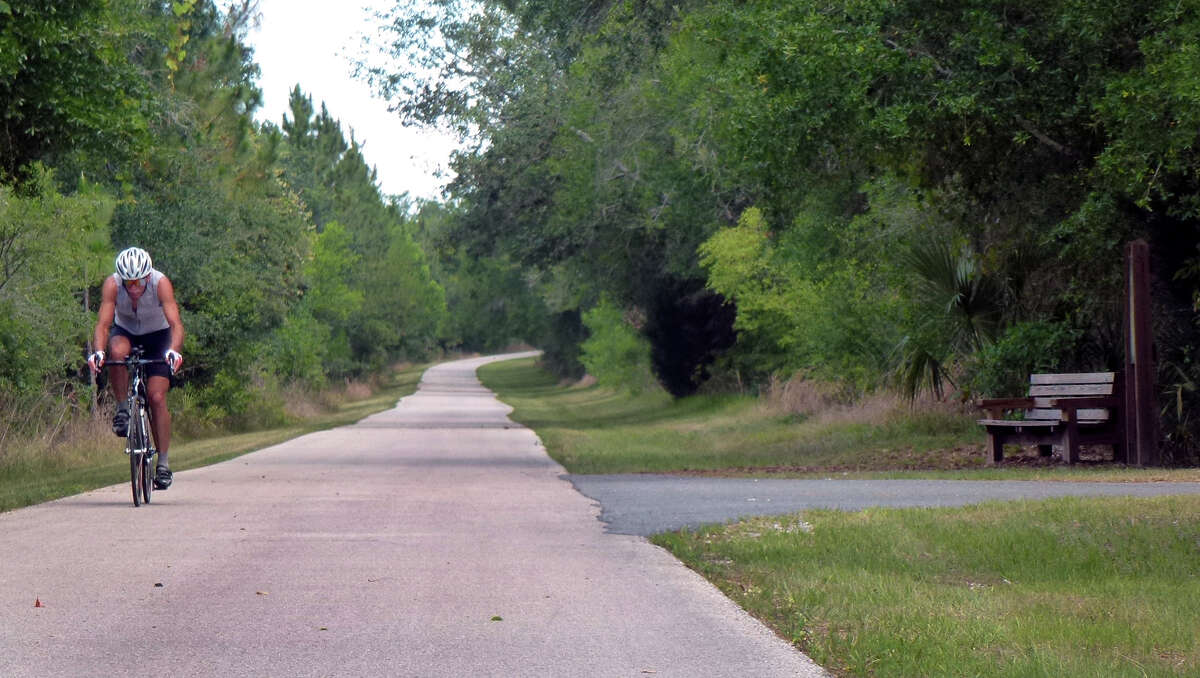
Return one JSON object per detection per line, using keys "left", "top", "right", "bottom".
{"left": 112, "top": 408, "right": 129, "bottom": 437}
{"left": 154, "top": 466, "right": 173, "bottom": 490}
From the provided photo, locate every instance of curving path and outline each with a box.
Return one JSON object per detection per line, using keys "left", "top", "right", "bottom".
{"left": 0, "top": 353, "right": 826, "bottom": 678}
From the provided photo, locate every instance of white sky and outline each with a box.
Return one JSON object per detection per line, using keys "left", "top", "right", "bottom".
{"left": 246, "top": 0, "right": 458, "bottom": 200}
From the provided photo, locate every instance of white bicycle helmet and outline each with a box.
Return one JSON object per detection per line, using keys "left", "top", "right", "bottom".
{"left": 115, "top": 247, "right": 153, "bottom": 280}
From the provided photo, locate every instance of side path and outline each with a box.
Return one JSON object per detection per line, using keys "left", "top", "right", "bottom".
{"left": 0, "top": 353, "right": 827, "bottom": 678}
{"left": 572, "top": 475, "right": 1200, "bottom": 536}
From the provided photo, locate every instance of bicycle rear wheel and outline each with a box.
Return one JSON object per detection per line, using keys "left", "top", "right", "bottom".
{"left": 139, "top": 407, "right": 153, "bottom": 505}
{"left": 130, "top": 450, "right": 143, "bottom": 507}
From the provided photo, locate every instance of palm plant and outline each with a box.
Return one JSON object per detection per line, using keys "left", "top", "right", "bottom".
{"left": 895, "top": 238, "right": 1008, "bottom": 399}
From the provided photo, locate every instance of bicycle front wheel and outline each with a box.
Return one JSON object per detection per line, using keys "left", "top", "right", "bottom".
{"left": 140, "top": 454, "right": 153, "bottom": 504}
{"left": 130, "top": 449, "right": 143, "bottom": 507}
{"left": 127, "top": 401, "right": 149, "bottom": 507}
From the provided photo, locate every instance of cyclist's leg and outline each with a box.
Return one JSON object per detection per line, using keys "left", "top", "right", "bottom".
{"left": 146, "top": 375, "right": 171, "bottom": 464}
{"left": 105, "top": 331, "right": 132, "bottom": 401}
{"left": 105, "top": 331, "right": 133, "bottom": 435}
{"left": 136, "top": 327, "right": 174, "bottom": 488}
{"left": 147, "top": 377, "right": 173, "bottom": 489}
{"left": 139, "top": 327, "right": 174, "bottom": 464}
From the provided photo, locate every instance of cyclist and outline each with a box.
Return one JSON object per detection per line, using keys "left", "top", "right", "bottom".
{"left": 87, "top": 247, "right": 185, "bottom": 490}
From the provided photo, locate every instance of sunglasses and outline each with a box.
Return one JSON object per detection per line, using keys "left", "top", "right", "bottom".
{"left": 122, "top": 277, "right": 148, "bottom": 288}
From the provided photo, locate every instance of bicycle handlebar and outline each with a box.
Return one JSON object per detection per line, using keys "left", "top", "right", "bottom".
{"left": 106, "top": 347, "right": 166, "bottom": 367}
{"left": 107, "top": 357, "right": 166, "bottom": 366}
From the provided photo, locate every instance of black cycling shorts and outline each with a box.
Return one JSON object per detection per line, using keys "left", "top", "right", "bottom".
{"left": 110, "top": 326, "right": 172, "bottom": 380}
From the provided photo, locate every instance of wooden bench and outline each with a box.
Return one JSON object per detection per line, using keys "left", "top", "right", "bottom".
{"left": 976, "top": 372, "right": 1124, "bottom": 464}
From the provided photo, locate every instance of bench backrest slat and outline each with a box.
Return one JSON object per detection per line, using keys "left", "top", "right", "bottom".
{"left": 1026, "top": 408, "right": 1111, "bottom": 422}
{"left": 1029, "top": 384, "right": 1115, "bottom": 397}
{"left": 1029, "top": 372, "right": 1115, "bottom": 385}
{"left": 1020, "top": 372, "right": 1118, "bottom": 425}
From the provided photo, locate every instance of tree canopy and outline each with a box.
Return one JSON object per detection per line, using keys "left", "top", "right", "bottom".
{"left": 363, "top": 0, "right": 1200, "bottom": 460}
{"left": 5, "top": 0, "right": 1200, "bottom": 462}
{"left": 0, "top": 0, "right": 452, "bottom": 436}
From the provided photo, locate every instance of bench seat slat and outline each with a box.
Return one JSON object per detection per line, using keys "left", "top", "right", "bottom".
{"left": 977, "top": 419, "right": 1058, "bottom": 428}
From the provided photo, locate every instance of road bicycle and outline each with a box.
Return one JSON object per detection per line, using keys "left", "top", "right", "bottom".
{"left": 109, "top": 347, "right": 164, "bottom": 507}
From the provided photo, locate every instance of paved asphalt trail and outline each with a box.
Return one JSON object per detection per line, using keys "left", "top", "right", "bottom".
{"left": 0, "top": 353, "right": 826, "bottom": 678}
{"left": 569, "top": 475, "right": 1200, "bottom": 536}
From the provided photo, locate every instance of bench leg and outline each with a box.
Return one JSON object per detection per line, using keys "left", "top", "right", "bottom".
{"left": 1111, "top": 440, "right": 1126, "bottom": 464}
{"left": 987, "top": 432, "right": 1004, "bottom": 464}
{"left": 1062, "top": 420, "right": 1080, "bottom": 464}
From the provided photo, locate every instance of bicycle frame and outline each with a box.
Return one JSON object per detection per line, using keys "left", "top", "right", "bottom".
{"left": 109, "top": 347, "right": 164, "bottom": 506}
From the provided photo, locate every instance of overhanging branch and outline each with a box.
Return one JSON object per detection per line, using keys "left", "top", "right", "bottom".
{"left": 1015, "top": 116, "right": 1080, "bottom": 159}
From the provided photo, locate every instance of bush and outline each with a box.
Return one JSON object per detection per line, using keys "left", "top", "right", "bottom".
{"left": 538, "top": 310, "right": 588, "bottom": 380}
{"left": 580, "top": 299, "right": 659, "bottom": 394}
{"left": 261, "top": 310, "right": 329, "bottom": 388}
{"left": 172, "top": 367, "right": 291, "bottom": 434}
{"left": 967, "top": 320, "right": 1082, "bottom": 397}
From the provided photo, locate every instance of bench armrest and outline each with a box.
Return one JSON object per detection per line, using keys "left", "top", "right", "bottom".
{"left": 975, "top": 397, "right": 1035, "bottom": 419}
{"left": 969, "top": 396, "right": 1036, "bottom": 417}
{"left": 976, "top": 397, "right": 1035, "bottom": 409}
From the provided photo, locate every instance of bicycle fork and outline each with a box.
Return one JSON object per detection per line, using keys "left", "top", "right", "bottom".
{"left": 125, "top": 397, "right": 157, "bottom": 461}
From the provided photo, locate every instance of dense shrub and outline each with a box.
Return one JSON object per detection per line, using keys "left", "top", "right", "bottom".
{"left": 580, "top": 299, "right": 659, "bottom": 394}
{"left": 967, "top": 321, "right": 1083, "bottom": 398}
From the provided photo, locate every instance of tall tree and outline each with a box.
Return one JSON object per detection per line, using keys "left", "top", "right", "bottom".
{"left": 112, "top": 0, "right": 309, "bottom": 379}
{"left": 278, "top": 86, "right": 447, "bottom": 371}
{"left": 0, "top": 0, "right": 163, "bottom": 178}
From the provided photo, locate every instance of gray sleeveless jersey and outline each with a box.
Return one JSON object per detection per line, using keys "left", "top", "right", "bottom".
{"left": 113, "top": 269, "right": 170, "bottom": 335}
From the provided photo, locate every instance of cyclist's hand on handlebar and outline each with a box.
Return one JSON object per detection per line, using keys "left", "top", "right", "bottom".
{"left": 165, "top": 349, "right": 183, "bottom": 374}
{"left": 87, "top": 350, "right": 105, "bottom": 374}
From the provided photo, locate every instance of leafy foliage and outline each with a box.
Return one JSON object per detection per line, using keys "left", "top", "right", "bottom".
{"left": 0, "top": 166, "right": 113, "bottom": 393}
{"left": 0, "top": 0, "right": 162, "bottom": 178}
{"left": 967, "top": 320, "right": 1082, "bottom": 399}
{"left": 580, "top": 298, "right": 658, "bottom": 394}
{"left": 276, "top": 87, "right": 448, "bottom": 371}
{"left": 363, "top": 0, "right": 1200, "bottom": 459}
{"left": 6, "top": 0, "right": 1200, "bottom": 461}
{"left": 0, "top": 1, "right": 452, "bottom": 440}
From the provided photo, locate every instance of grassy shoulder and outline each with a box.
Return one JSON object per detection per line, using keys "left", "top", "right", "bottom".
{"left": 482, "top": 356, "right": 1200, "bottom": 677}
{"left": 653, "top": 497, "right": 1200, "bottom": 678}
{"left": 478, "top": 356, "right": 1200, "bottom": 482}
{"left": 0, "top": 362, "right": 428, "bottom": 513}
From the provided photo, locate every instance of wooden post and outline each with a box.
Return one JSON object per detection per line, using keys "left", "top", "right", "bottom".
{"left": 1124, "top": 240, "right": 1160, "bottom": 466}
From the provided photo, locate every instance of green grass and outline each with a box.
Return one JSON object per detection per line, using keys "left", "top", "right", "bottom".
{"left": 478, "top": 356, "right": 1200, "bottom": 482}
{"left": 482, "top": 356, "right": 1200, "bottom": 677}
{"left": 0, "top": 363, "right": 427, "bottom": 512}
{"left": 653, "top": 496, "right": 1200, "bottom": 678}
{"left": 479, "top": 357, "right": 975, "bottom": 474}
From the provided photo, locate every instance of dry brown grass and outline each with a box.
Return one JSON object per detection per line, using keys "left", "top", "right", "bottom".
{"left": 812, "top": 390, "right": 903, "bottom": 427}
{"left": 761, "top": 372, "right": 844, "bottom": 416}
{"left": 279, "top": 385, "right": 325, "bottom": 419}
{"left": 763, "top": 371, "right": 970, "bottom": 428}
{"left": 572, "top": 374, "right": 598, "bottom": 388}
{"left": 0, "top": 406, "right": 113, "bottom": 470}
{"left": 1, "top": 374, "right": 384, "bottom": 470}
{"left": 342, "top": 380, "right": 373, "bottom": 401}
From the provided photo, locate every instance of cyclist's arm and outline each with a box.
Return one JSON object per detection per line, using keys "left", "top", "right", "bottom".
{"left": 92, "top": 276, "right": 118, "bottom": 351}
{"left": 157, "top": 275, "right": 185, "bottom": 353}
